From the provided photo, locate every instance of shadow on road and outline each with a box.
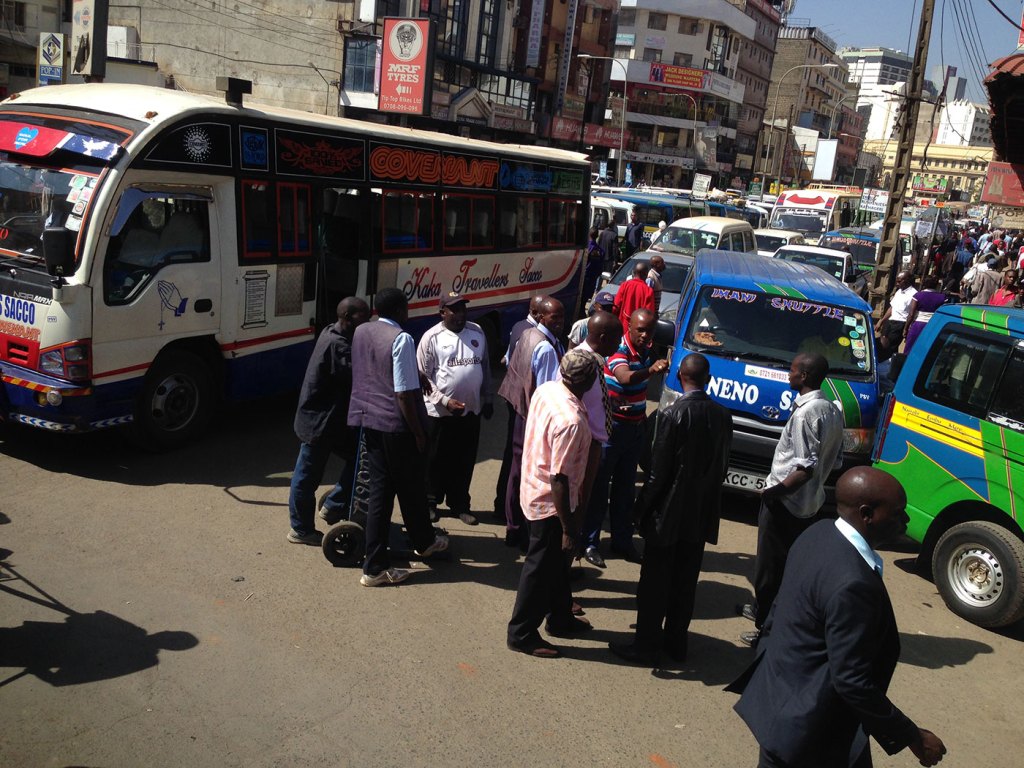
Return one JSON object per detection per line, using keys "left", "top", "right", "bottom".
{"left": 0, "top": 553, "right": 199, "bottom": 688}
{"left": 898, "top": 632, "right": 993, "bottom": 668}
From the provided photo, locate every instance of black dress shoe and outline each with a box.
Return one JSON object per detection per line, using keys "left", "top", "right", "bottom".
{"left": 609, "top": 641, "right": 660, "bottom": 666}
{"left": 583, "top": 546, "right": 606, "bottom": 568}
{"left": 545, "top": 616, "right": 593, "bottom": 638}
{"left": 735, "top": 603, "right": 756, "bottom": 622}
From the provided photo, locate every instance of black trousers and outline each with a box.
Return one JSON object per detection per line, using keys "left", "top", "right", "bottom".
{"left": 635, "top": 538, "right": 705, "bottom": 652}
{"left": 426, "top": 412, "right": 480, "bottom": 516}
{"left": 753, "top": 498, "right": 819, "bottom": 628}
{"left": 361, "top": 428, "right": 435, "bottom": 577}
{"left": 493, "top": 403, "right": 516, "bottom": 515}
{"left": 757, "top": 744, "right": 871, "bottom": 768}
{"left": 507, "top": 516, "right": 574, "bottom": 645}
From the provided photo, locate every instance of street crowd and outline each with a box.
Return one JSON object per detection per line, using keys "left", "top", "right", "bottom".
{"left": 281, "top": 251, "right": 949, "bottom": 765}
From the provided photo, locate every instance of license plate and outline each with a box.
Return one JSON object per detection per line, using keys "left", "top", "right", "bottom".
{"left": 724, "top": 469, "right": 766, "bottom": 492}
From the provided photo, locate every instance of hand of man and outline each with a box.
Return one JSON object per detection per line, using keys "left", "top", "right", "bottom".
{"left": 910, "top": 729, "right": 946, "bottom": 766}
{"left": 419, "top": 372, "right": 433, "bottom": 394}
{"left": 561, "top": 528, "right": 576, "bottom": 555}
{"left": 481, "top": 403, "right": 494, "bottom": 420}
{"left": 649, "top": 359, "right": 669, "bottom": 375}
{"left": 446, "top": 398, "right": 466, "bottom": 415}
{"left": 760, "top": 483, "right": 783, "bottom": 501}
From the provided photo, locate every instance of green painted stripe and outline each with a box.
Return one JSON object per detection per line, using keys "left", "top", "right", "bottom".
{"left": 960, "top": 305, "right": 1011, "bottom": 335}
{"left": 824, "top": 377, "right": 859, "bottom": 428}
{"left": 754, "top": 282, "right": 788, "bottom": 297}
{"left": 979, "top": 421, "right": 1020, "bottom": 518}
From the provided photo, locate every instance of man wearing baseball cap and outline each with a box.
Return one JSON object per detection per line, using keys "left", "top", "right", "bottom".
{"left": 568, "top": 291, "right": 616, "bottom": 349}
{"left": 417, "top": 292, "right": 493, "bottom": 526}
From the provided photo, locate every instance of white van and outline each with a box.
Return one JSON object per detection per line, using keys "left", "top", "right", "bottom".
{"left": 647, "top": 216, "right": 757, "bottom": 256}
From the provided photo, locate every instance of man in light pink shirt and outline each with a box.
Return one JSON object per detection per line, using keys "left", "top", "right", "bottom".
{"left": 507, "top": 349, "right": 598, "bottom": 658}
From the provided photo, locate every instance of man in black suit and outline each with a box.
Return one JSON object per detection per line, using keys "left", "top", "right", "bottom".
{"left": 728, "top": 467, "right": 946, "bottom": 768}
{"left": 610, "top": 353, "right": 732, "bottom": 664}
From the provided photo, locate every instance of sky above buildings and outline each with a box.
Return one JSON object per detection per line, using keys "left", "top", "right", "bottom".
{"left": 798, "top": 0, "right": 1023, "bottom": 101}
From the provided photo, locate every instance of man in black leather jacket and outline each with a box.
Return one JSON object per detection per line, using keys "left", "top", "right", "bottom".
{"left": 610, "top": 353, "right": 733, "bottom": 664}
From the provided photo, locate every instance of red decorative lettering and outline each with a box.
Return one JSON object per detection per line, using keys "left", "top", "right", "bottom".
{"left": 279, "top": 137, "right": 362, "bottom": 175}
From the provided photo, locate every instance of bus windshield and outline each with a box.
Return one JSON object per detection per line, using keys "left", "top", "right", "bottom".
{"left": 685, "top": 286, "right": 873, "bottom": 376}
{"left": 818, "top": 234, "right": 877, "bottom": 270}
{"left": 649, "top": 226, "right": 719, "bottom": 255}
{"left": 0, "top": 162, "right": 82, "bottom": 269}
{"left": 770, "top": 208, "right": 828, "bottom": 235}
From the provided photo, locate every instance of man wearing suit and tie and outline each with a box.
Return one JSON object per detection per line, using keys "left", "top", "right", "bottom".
{"left": 728, "top": 467, "right": 946, "bottom": 768}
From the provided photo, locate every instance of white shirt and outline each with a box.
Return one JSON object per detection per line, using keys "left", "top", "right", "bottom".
{"left": 835, "top": 518, "right": 884, "bottom": 576}
{"left": 417, "top": 321, "right": 491, "bottom": 417}
{"left": 889, "top": 285, "right": 916, "bottom": 323}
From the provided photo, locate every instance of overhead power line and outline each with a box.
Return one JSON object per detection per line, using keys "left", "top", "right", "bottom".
{"left": 983, "top": 0, "right": 1024, "bottom": 32}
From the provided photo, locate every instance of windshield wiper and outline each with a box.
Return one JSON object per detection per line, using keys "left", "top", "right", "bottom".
{"left": 730, "top": 351, "right": 791, "bottom": 366}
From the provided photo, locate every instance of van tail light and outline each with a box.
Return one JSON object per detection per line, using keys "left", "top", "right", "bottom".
{"left": 871, "top": 394, "right": 897, "bottom": 463}
{"left": 38, "top": 339, "right": 92, "bottom": 382}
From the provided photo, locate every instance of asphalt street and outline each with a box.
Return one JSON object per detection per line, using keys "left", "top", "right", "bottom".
{"left": 1, "top": 389, "right": 1021, "bottom": 767}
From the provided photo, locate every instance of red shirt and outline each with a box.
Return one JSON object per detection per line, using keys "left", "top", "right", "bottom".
{"left": 615, "top": 277, "right": 655, "bottom": 334}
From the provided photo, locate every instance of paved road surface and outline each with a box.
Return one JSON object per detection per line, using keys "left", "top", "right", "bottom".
{"left": 1, "top": 393, "right": 1021, "bottom": 767}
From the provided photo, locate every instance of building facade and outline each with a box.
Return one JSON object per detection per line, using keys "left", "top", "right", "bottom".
{"left": 863, "top": 139, "right": 993, "bottom": 205}
{"left": 726, "top": 0, "right": 782, "bottom": 182}
{"left": 608, "top": 0, "right": 754, "bottom": 187}
{"left": 935, "top": 100, "right": 992, "bottom": 147}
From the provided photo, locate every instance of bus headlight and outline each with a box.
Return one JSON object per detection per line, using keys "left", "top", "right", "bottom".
{"left": 843, "top": 428, "right": 876, "bottom": 455}
{"left": 46, "top": 389, "right": 63, "bottom": 406}
{"left": 39, "top": 350, "right": 64, "bottom": 375}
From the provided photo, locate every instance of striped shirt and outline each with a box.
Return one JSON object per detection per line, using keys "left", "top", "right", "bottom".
{"left": 606, "top": 335, "right": 654, "bottom": 423}
{"left": 520, "top": 381, "right": 592, "bottom": 521}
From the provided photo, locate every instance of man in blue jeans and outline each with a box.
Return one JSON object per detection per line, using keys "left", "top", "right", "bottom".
{"left": 287, "top": 297, "right": 370, "bottom": 545}
{"left": 582, "top": 308, "right": 668, "bottom": 566}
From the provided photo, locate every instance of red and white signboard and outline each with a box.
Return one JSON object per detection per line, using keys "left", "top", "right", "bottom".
{"left": 981, "top": 161, "right": 1024, "bottom": 207}
{"left": 378, "top": 18, "right": 433, "bottom": 115}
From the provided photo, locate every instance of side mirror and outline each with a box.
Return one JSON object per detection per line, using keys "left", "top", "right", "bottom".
{"left": 42, "top": 226, "right": 75, "bottom": 278}
{"left": 654, "top": 318, "right": 676, "bottom": 349}
{"left": 599, "top": 271, "right": 611, "bottom": 288}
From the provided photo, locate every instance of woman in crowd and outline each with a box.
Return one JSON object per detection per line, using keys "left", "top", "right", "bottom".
{"left": 904, "top": 275, "right": 947, "bottom": 354}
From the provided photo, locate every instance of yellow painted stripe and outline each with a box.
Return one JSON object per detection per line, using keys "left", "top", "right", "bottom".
{"left": 1, "top": 375, "right": 92, "bottom": 396}
{"left": 890, "top": 401, "right": 984, "bottom": 459}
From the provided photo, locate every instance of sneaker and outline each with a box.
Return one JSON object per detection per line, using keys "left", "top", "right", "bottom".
{"left": 360, "top": 567, "right": 412, "bottom": 587}
{"left": 415, "top": 534, "right": 449, "bottom": 558}
{"left": 318, "top": 505, "right": 344, "bottom": 525}
{"left": 287, "top": 529, "right": 323, "bottom": 545}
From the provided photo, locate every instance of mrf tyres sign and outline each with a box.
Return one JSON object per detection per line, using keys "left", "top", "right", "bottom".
{"left": 378, "top": 18, "right": 434, "bottom": 116}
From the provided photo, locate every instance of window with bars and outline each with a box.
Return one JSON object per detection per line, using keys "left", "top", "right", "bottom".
{"left": 343, "top": 38, "right": 377, "bottom": 93}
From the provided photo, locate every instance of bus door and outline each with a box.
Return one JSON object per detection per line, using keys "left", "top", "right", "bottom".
{"left": 318, "top": 186, "right": 371, "bottom": 322}
{"left": 94, "top": 182, "right": 223, "bottom": 372}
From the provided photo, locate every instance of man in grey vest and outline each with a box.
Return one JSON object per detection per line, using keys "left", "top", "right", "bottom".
{"left": 497, "top": 296, "right": 565, "bottom": 549}
{"left": 348, "top": 288, "right": 448, "bottom": 586}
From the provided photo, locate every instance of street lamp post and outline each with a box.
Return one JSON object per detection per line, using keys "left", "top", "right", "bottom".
{"left": 579, "top": 54, "right": 629, "bottom": 185}
{"left": 826, "top": 93, "right": 853, "bottom": 140}
{"left": 763, "top": 63, "right": 840, "bottom": 191}
{"left": 675, "top": 91, "right": 700, "bottom": 177}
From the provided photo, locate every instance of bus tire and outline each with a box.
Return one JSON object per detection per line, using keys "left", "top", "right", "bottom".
{"left": 133, "top": 349, "right": 214, "bottom": 450}
{"left": 932, "top": 521, "right": 1024, "bottom": 628}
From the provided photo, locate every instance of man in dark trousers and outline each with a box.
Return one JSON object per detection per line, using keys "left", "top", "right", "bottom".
{"left": 507, "top": 350, "right": 598, "bottom": 658}
{"left": 287, "top": 297, "right": 370, "bottom": 545}
{"left": 624, "top": 208, "right": 645, "bottom": 257}
{"left": 610, "top": 353, "right": 732, "bottom": 664}
{"left": 597, "top": 220, "right": 619, "bottom": 272}
{"left": 348, "top": 288, "right": 448, "bottom": 586}
{"left": 728, "top": 467, "right": 947, "bottom": 768}
{"left": 498, "top": 296, "right": 565, "bottom": 549}
{"left": 741, "top": 352, "right": 843, "bottom": 645}
{"left": 494, "top": 295, "right": 547, "bottom": 520}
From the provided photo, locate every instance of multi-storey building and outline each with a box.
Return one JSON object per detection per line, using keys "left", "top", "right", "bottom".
{"left": 726, "top": 0, "right": 783, "bottom": 183}
{"left": 605, "top": 0, "right": 754, "bottom": 187}
{"left": 863, "top": 139, "right": 993, "bottom": 204}
{"left": 757, "top": 24, "right": 852, "bottom": 185}
{"left": 935, "top": 100, "right": 992, "bottom": 147}
{"left": 1, "top": 0, "right": 63, "bottom": 97}
{"left": 840, "top": 46, "right": 912, "bottom": 88}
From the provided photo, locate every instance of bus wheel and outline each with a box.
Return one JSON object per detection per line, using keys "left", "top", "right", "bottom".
{"left": 932, "top": 521, "right": 1024, "bottom": 628}
{"left": 134, "top": 350, "right": 214, "bottom": 449}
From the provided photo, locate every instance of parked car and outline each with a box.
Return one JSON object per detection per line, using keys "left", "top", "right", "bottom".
{"left": 593, "top": 252, "right": 695, "bottom": 327}
{"left": 754, "top": 228, "right": 805, "bottom": 257}
{"left": 772, "top": 244, "right": 868, "bottom": 298}
{"left": 647, "top": 216, "right": 757, "bottom": 258}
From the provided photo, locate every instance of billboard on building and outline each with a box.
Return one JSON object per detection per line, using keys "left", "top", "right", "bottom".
{"left": 37, "top": 33, "right": 65, "bottom": 85}
{"left": 696, "top": 128, "right": 718, "bottom": 171}
{"left": 378, "top": 18, "right": 434, "bottom": 115}
{"left": 526, "top": 0, "right": 544, "bottom": 68}
{"left": 859, "top": 187, "right": 889, "bottom": 214}
{"left": 70, "top": 0, "right": 108, "bottom": 78}
{"left": 911, "top": 175, "right": 948, "bottom": 193}
{"left": 811, "top": 139, "right": 838, "bottom": 181}
{"left": 980, "top": 161, "right": 1024, "bottom": 207}
{"left": 648, "top": 63, "right": 708, "bottom": 90}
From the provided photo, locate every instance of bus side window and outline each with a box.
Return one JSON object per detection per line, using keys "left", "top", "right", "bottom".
{"left": 915, "top": 330, "right": 1009, "bottom": 416}
{"left": 989, "top": 348, "right": 1024, "bottom": 430}
{"left": 105, "top": 194, "right": 210, "bottom": 304}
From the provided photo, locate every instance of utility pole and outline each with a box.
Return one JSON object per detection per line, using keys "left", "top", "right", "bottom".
{"left": 870, "top": 0, "right": 935, "bottom": 316}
